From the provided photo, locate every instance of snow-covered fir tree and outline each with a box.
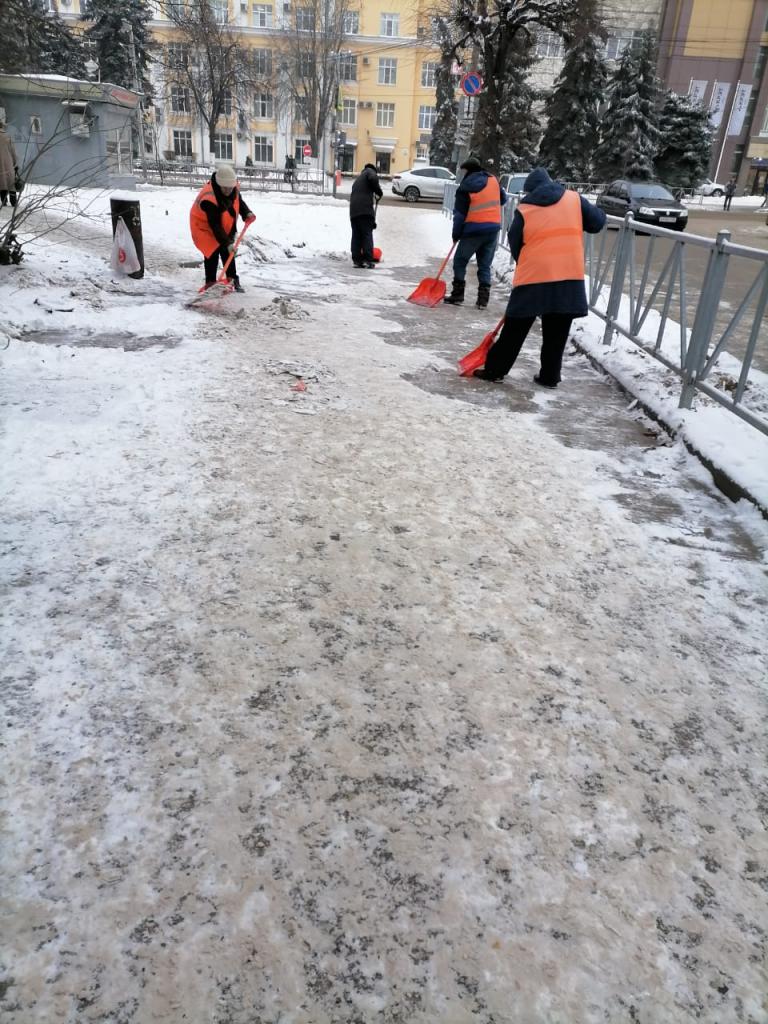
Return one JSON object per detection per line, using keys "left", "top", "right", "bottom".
{"left": 452, "top": 0, "right": 580, "bottom": 171}
{"left": 429, "top": 18, "right": 458, "bottom": 170}
{"left": 495, "top": 31, "right": 541, "bottom": 173}
{"left": 654, "top": 91, "right": 713, "bottom": 188}
{"left": 0, "top": 0, "right": 85, "bottom": 76}
{"left": 537, "top": 0, "right": 608, "bottom": 181}
{"left": 81, "top": 0, "right": 154, "bottom": 94}
{"left": 593, "top": 28, "right": 660, "bottom": 181}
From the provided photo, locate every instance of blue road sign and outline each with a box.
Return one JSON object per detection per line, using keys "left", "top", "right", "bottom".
{"left": 460, "top": 72, "right": 484, "bottom": 97}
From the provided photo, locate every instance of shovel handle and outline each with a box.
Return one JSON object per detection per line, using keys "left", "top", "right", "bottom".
{"left": 435, "top": 241, "right": 457, "bottom": 283}
{"left": 217, "top": 219, "right": 252, "bottom": 282}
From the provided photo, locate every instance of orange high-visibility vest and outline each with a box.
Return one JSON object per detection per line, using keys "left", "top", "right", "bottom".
{"left": 465, "top": 176, "right": 502, "bottom": 227}
{"left": 513, "top": 189, "right": 584, "bottom": 286}
{"left": 189, "top": 183, "right": 240, "bottom": 257}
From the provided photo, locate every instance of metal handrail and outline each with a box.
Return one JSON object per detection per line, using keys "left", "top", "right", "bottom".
{"left": 587, "top": 213, "right": 767, "bottom": 435}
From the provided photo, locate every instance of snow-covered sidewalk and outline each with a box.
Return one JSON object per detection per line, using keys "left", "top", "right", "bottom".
{"left": 2, "top": 187, "right": 767, "bottom": 1024}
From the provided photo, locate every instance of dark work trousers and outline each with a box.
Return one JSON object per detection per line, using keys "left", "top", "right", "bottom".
{"left": 204, "top": 244, "right": 237, "bottom": 284}
{"left": 350, "top": 214, "right": 375, "bottom": 264}
{"left": 723, "top": 195, "right": 734, "bottom": 211}
{"left": 0, "top": 190, "right": 17, "bottom": 206}
{"left": 484, "top": 313, "right": 574, "bottom": 384}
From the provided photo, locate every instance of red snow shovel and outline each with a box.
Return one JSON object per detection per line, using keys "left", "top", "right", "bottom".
{"left": 407, "top": 242, "right": 457, "bottom": 307}
{"left": 458, "top": 315, "right": 505, "bottom": 376}
{"left": 187, "top": 219, "right": 253, "bottom": 306}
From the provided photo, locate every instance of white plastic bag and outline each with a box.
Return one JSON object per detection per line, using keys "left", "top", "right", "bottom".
{"left": 110, "top": 216, "right": 141, "bottom": 275}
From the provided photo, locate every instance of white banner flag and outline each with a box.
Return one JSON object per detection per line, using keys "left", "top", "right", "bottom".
{"left": 709, "top": 82, "right": 731, "bottom": 128}
{"left": 688, "top": 80, "right": 708, "bottom": 106}
{"left": 728, "top": 83, "right": 752, "bottom": 136}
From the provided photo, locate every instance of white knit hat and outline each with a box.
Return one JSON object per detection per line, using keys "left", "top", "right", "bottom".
{"left": 215, "top": 164, "right": 237, "bottom": 188}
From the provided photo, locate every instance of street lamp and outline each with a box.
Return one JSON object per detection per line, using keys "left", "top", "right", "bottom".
{"left": 121, "top": 18, "right": 147, "bottom": 180}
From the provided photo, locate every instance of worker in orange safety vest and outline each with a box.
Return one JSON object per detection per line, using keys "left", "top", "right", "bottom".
{"left": 473, "top": 167, "right": 606, "bottom": 388}
{"left": 444, "top": 155, "right": 508, "bottom": 309}
{"left": 190, "top": 164, "right": 255, "bottom": 293}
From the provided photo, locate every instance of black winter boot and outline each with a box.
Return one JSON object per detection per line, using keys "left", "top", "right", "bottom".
{"left": 476, "top": 283, "right": 490, "bottom": 308}
{"left": 443, "top": 279, "right": 465, "bottom": 305}
{"left": 232, "top": 276, "right": 245, "bottom": 293}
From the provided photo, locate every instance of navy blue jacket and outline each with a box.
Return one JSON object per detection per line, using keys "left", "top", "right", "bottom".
{"left": 452, "top": 171, "right": 508, "bottom": 241}
{"left": 506, "top": 168, "right": 606, "bottom": 318}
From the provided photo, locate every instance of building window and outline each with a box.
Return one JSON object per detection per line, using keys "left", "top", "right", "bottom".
{"left": 221, "top": 89, "right": 233, "bottom": 116}
{"left": 339, "top": 53, "right": 357, "bottom": 81}
{"left": 378, "top": 58, "right": 397, "bottom": 86}
{"left": 418, "top": 105, "right": 436, "bottom": 130}
{"left": 253, "top": 92, "right": 274, "bottom": 118}
{"left": 603, "top": 28, "right": 640, "bottom": 60}
{"left": 380, "top": 13, "right": 399, "bottom": 36}
{"left": 295, "top": 96, "right": 310, "bottom": 123}
{"left": 376, "top": 102, "right": 395, "bottom": 127}
{"left": 170, "top": 84, "right": 190, "bottom": 112}
{"left": 298, "top": 52, "right": 313, "bottom": 77}
{"left": 535, "top": 30, "right": 564, "bottom": 59}
{"left": 252, "top": 3, "right": 272, "bottom": 27}
{"left": 254, "top": 135, "right": 274, "bottom": 163}
{"left": 730, "top": 145, "right": 744, "bottom": 174}
{"left": 417, "top": 143, "right": 429, "bottom": 160}
{"left": 421, "top": 61, "right": 437, "bottom": 88}
{"left": 294, "top": 138, "right": 310, "bottom": 161}
{"left": 343, "top": 10, "right": 359, "bottom": 34}
{"left": 212, "top": 0, "right": 228, "bottom": 23}
{"left": 167, "top": 42, "right": 189, "bottom": 69}
{"left": 213, "top": 132, "right": 233, "bottom": 160}
{"left": 296, "top": 7, "right": 315, "bottom": 30}
{"left": 376, "top": 151, "right": 391, "bottom": 174}
{"left": 252, "top": 48, "right": 273, "bottom": 75}
{"left": 173, "top": 129, "right": 193, "bottom": 156}
{"left": 760, "top": 107, "right": 768, "bottom": 135}
{"left": 340, "top": 98, "right": 356, "bottom": 125}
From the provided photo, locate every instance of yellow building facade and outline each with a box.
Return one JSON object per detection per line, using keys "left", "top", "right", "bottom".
{"left": 59, "top": 0, "right": 441, "bottom": 175}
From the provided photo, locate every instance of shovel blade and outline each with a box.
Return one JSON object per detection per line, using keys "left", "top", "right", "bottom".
{"left": 458, "top": 319, "right": 504, "bottom": 376}
{"left": 407, "top": 277, "right": 446, "bottom": 307}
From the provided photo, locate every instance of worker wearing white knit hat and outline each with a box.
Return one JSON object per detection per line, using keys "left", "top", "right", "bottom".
{"left": 190, "top": 163, "right": 255, "bottom": 292}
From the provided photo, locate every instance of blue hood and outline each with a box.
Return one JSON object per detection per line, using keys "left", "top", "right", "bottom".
{"left": 522, "top": 167, "right": 565, "bottom": 207}
{"left": 461, "top": 170, "right": 492, "bottom": 193}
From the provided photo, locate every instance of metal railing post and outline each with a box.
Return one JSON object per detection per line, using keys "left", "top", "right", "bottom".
{"left": 602, "top": 212, "right": 633, "bottom": 345}
{"left": 679, "top": 229, "right": 730, "bottom": 409}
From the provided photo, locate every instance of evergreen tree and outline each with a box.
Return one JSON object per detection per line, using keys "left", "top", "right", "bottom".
{"left": 654, "top": 91, "right": 713, "bottom": 189}
{"left": 449, "top": 0, "right": 580, "bottom": 170}
{"left": 81, "top": 0, "right": 153, "bottom": 94}
{"left": 0, "top": 0, "right": 84, "bottom": 76}
{"left": 429, "top": 17, "right": 458, "bottom": 169}
{"left": 537, "top": 0, "right": 608, "bottom": 181}
{"left": 593, "top": 28, "right": 660, "bottom": 181}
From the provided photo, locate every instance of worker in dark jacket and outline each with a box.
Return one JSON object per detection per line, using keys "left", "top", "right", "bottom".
{"left": 444, "top": 156, "right": 508, "bottom": 308}
{"left": 349, "top": 163, "right": 383, "bottom": 268}
{"left": 189, "top": 164, "right": 255, "bottom": 292}
{"left": 473, "top": 167, "right": 605, "bottom": 387}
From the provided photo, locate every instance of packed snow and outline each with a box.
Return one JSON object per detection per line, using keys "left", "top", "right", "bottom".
{"left": 1, "top": 184, "right": 767, "bottom": 1024}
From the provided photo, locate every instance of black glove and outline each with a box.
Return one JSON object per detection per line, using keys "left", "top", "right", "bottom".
{"left": 373, "top": 221, "right": 377, "bottom": 230}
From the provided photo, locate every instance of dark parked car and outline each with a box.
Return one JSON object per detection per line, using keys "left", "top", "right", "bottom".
{"left": 597, "top": 180, "right": 689, "bottom": 230}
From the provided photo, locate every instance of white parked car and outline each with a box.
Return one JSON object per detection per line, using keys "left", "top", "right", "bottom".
{"left": 391, "top": 166, "right": 456, "bottom": 202}
{"left": 696, "top": 178, "right": 726, "bottom": 197}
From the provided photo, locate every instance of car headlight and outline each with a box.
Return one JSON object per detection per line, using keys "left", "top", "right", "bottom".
{"left": 638, "top": 206, "right": 655, "bottom": 216}
{"left": 678, "top": 209, "right": 688, "bottom": 217}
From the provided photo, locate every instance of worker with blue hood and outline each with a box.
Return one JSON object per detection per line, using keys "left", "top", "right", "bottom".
{"left": 444, "top": 155, "right": 508, "bottom": 308}
{"left": 473, "top": 167, "right": 605, "bottom": 387}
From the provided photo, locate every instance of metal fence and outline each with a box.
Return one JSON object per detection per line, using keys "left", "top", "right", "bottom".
{"left": 441, "top": 186, "right": 767, "bottom": 435}
{"left": 136, "top": 163, "right": 327, "bottom": 195}
{"left": 587, "top": 214, "right": 768, "bottom": 435}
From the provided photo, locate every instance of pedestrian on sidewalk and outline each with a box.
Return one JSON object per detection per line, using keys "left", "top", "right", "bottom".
{"left": 349, "top": 162, "right": 382, "bottom": 269}
{"left": 284, "top": 154, "right": 297, "bottom": 187}
{"left": 473, "top": 167, "right": 605, "bottom": 388}
{"left": 723, "top": 178, "right": 737, "bottom": 212}
{"left": 0, "top": 120, "right": 19, "bottom": 208}
{"left": 444, "top": 156, "right": 508, "bottom": 308}
{"left": 189, "top": 164, "right": 255, "bottom": 293}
